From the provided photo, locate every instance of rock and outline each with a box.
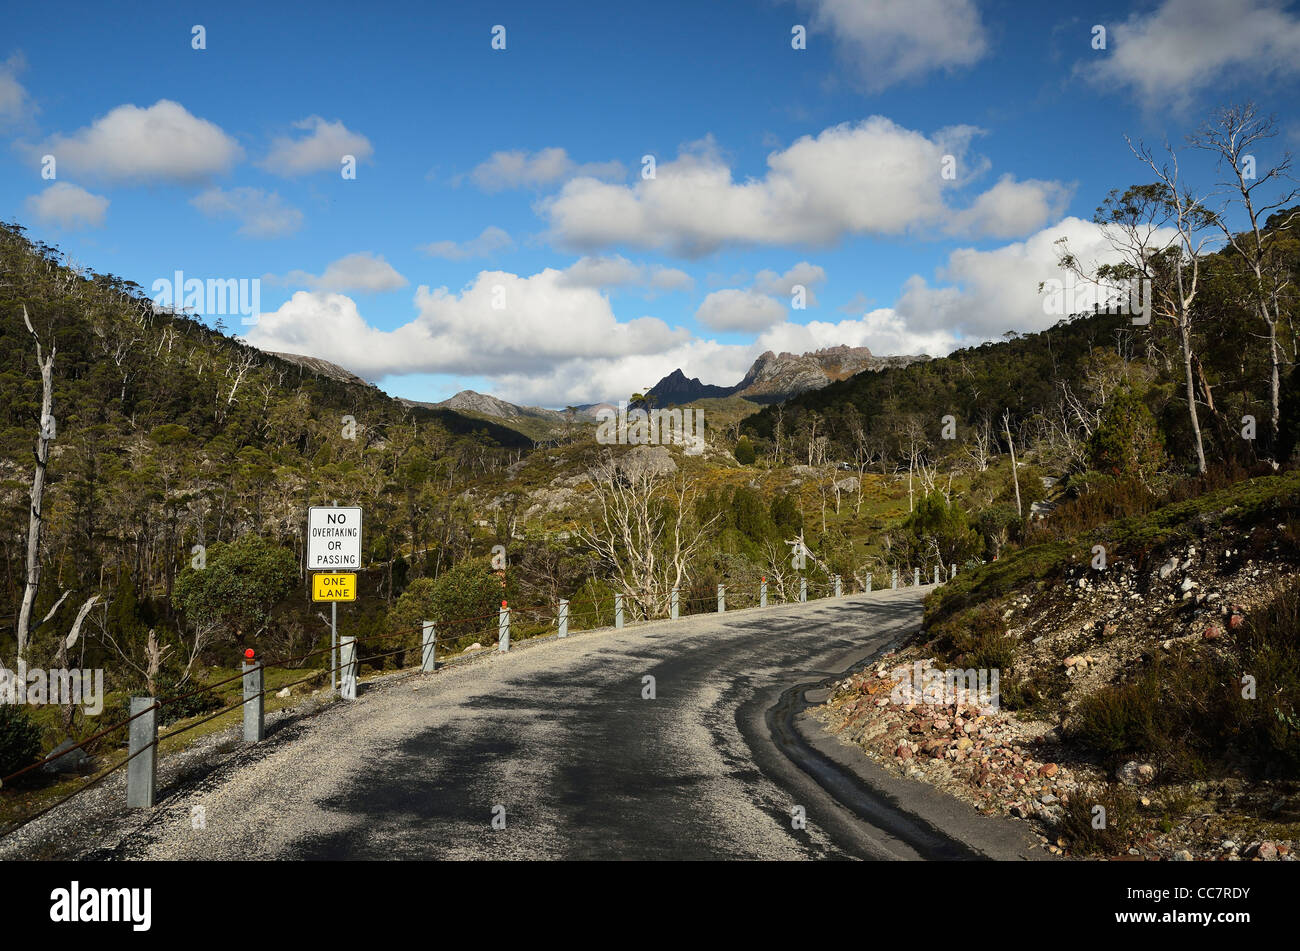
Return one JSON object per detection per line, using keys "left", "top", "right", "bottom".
{"left": 463, "top": 642, "right": 484, "bottom": 653}
{"left": 1116, "top": 760, "right": 1155, "bottom": 786}
{"left": 1202, "top": 624, "right": 1223, "bottom": 641}
{"left": 1180, "top": 577, "right": 1196, "bottom": 593}
{"left": 1228, "top": 613, "right": 1245, "bottom": 630}
{"left": 41, "top": 739, "right": 90, "bottom": 775}
{"left": 1257, "top": 841, "right": 1278, "bottom": 861}
{"left": 1038, "top": 763, "right": 1059, "bottom": 778}
{"left": 895, "top": 745, "right": 913, "bottom": 760}
{"left": 277, "top": 687, "right": 291, "bottom": 699}
{"left": 1172, "top": 850, "right": 1193, "bottom": 861}
{"left": 1159, "top": 557, "right": 1179, "bottom": 579}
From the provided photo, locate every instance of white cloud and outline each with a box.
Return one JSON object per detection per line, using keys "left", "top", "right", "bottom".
{"left": 541, "top": 119, "right": 1068, "bottom": 255}
{"left": 191, "top": 187, "right": 303, "bottom": 238}
{"left": 696, "top": 289, "right": 789, "bottom": 332}
{"left": 247, "top": 220, "right": 1180, "bottom": 406}
{"left": 889, "top": 216, "right": 1179, "bottom": 342}
{"left": 757, "top": 312, "right": 956, "bottom": 360}
{"left": 268, "top": 252, "right": 407, "bottom": 292}
{"left": 558, "top": 255, "right": 694, "bottom": 293}
{"left": 945, "top": 175, "right": 1075, "bottom": 240}
{"left": 468, "top": 147, "right": 625, "bottom": 191}
{"left": 242, "top": 267, "right": 690, "bottom": 382}
{"left": 0, "top": 53, "right": 33, "bottom": 125}
{"left": 794, "top": 0, "right": 988, "bottom": 90}
{"left": 418, "top": 226, "right": 515, "bottom": 260}
{"left": 260, "top": 116, "right": 373, "bottom": 175}
{"left": 753, "top": 261, "right": 827, "bottom": 305}
{"left": 33, "top": 100, "right": 242, "bottom": 182}
{"left": 1084, "top": 0, "right": 1300, "bottom": 109}
{"left": 24, "top": 182, "right": 109, "bottom": 230}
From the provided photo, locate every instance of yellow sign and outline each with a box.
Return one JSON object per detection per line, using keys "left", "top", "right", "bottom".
{"left": 312, "top": 572, "right": 357, "bottom": 602}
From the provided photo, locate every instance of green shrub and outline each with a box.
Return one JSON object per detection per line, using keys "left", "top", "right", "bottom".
{"left": 1068, "top": 671, "right": 1160, "bottom": 757}
{"left": 1057, "top": 784, "right": 1144, "bottom": 856}
{"left": 733, "top": 435, "right": 756, "bottom": 465}
{"left": 0, "top": 704, "right": 43, "bottom": 778}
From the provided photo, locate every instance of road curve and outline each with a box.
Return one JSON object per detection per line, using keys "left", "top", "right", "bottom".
{"left": 89, "top": 588, "right": 1047, "bottom": 860}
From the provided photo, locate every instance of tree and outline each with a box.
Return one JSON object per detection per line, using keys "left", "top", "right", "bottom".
{"left": 1192, "top": 103, "right": 1300, "bottom": 463}
{"left": 1063, "top": 139, "right": 1217, "bottom": 472}
{"left": 733, "top": 435, "right": 757, "bottom": 465}
{"left": 172, "top": 535, "right": 297, "bottom": 668}
{"left": 577, "top": 451, "right": 718, "bottom": 619}
{"left": 1086, "top": 382, "right": 1165, "bottom": 483}
{"left": 389, "top": 559, "right": 503, "bottom": 643}
{"left": 902, "top": 492, "right": 980, "bottom": 573}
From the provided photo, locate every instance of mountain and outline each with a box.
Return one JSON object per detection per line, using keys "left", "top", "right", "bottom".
{"left": 640, "top": 369, "right": 735, "bottom": 404}
{"left": 432, "top": 390, "right": 565, "bottom": 421}
{"left": 269, "top": 352, "right": 377, "bottom": 389}
{"left": 641, "top": 345, "right": 929, "bottom": 407}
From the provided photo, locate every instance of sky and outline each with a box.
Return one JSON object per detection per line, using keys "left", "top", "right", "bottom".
{"left": 3, "top": 0, "right": 1299, "bottom": 408}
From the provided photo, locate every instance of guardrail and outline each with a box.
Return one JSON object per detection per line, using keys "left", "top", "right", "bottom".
{"left": 0, "top": 562, "right": 954, "bottom": 842}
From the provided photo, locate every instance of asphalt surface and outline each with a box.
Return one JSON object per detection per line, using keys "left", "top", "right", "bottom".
{"left": 81, "top": 587, "right": 1047, "bottom": 860}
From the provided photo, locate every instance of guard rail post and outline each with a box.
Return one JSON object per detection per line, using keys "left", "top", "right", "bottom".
{"left": 421, "top": 620, "right": 437, "bottom": 672}
{"left": 242, "top": 650, "right": 264, "bottom": 743}
{"left": 126, "top": 697, "right": 158, "bottom": 809}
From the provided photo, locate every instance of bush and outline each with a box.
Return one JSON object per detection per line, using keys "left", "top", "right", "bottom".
{"left": 1068, "top": 673, "right": 1160, "bottom": 757}
{"left": 1057, "top": 784, "right": 1144, "bottom": 856}
{"left": 733, "top": 436, "right": 757, "bottom": 465}
{"left": 0, "top": 704, "right": 43, "bottom": 778}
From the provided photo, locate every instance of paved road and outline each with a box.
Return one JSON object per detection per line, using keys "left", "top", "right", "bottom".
{"left": 95, "top": 588, "right": 1046, "bottom": 860}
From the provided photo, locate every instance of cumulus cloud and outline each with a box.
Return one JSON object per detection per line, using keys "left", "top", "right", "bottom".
{"left": 558, "top": 255, "right": 694, "bottom": 293}
{"left": 945, "top": 175, "right": 1075, "bottom": 240}
{"left": 24, "top": 182, "right": 109, "bottom": 230}
{"left": 32, "top": 100, "right": 242, "bottom": 182}
{"left": 242, "top": 267, "right": 690, "bottom": 381}
{"left": 793, "top": 0, "right": 989, "bottom": 90}
{"left": 696, "top": 288, "right": 789, "bottom": 332}
{"left": 267, "top": 252, "right": 407, "bottom": 293}
{"left": 889, "top": 216, "right": 1179, "bottom": 342}
{"left": 753, "top": 261, "right": 827, "bottom": 305}
{"left": 467, "top": 147, "right": 625, "bottom": 191}
{"left": 757, "top": 312, "right": 957, "bottom": 360}
{"left": 246, "top": 220, "right": 1178, "bottom": 406}
{"left": 541, "top": 119, "right": 1069, "bottom": 255}
{"left": 191, "top": 187, "right": 303, "bottom": 238}
{"left": 260, "top": 116, "right": 373, "bottom": 175}
{"left": 418, "top": 226, "right": 515, "bottom": 260}
{"left": 0, "top": 53, "right": 33, "bottom": 125}
{"left": 1083, "top": 0, "right": 1300, "bottom": 109}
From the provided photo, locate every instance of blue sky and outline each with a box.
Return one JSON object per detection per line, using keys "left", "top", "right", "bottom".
{"left": 3, "top": 0, "right": 1299, "bottom": 406}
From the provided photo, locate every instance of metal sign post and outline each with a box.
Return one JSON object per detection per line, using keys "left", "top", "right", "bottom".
{"left": 306, "top": 506, "right": 363, "bottom": 698}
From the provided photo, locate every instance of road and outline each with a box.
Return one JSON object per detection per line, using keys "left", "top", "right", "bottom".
{"left": 92, "top": 588, "right": 1047, "bottom": 860}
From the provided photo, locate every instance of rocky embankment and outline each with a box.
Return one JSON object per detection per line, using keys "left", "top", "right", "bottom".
{"left": 818, "top": 535, "right": 1300, "bottom": 860}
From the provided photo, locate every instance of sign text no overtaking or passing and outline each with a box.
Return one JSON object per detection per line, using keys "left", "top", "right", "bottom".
{"left": 307, "top": 506, "right": 363, "bottom": 570}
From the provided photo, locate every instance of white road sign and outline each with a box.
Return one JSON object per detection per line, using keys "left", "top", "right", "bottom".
{"left": 307, "top": 506, "right": 363, "bottom": 570}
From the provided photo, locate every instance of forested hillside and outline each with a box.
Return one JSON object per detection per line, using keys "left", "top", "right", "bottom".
{"left": 0, "top": 220, "right": 530, "bottom": 674}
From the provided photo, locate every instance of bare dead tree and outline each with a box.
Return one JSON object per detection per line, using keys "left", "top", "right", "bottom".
{"left": 1192, "top": 103, "right": 1300, "bottom": 463}
{"left": 1003, "top": 410, "right": 1022, "bottom": 518}
{"left": 576, "top": 452, "right": 718, "bottom": 619}
{"left": 16, "top": 305, "right": 55, "bottom": 667}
